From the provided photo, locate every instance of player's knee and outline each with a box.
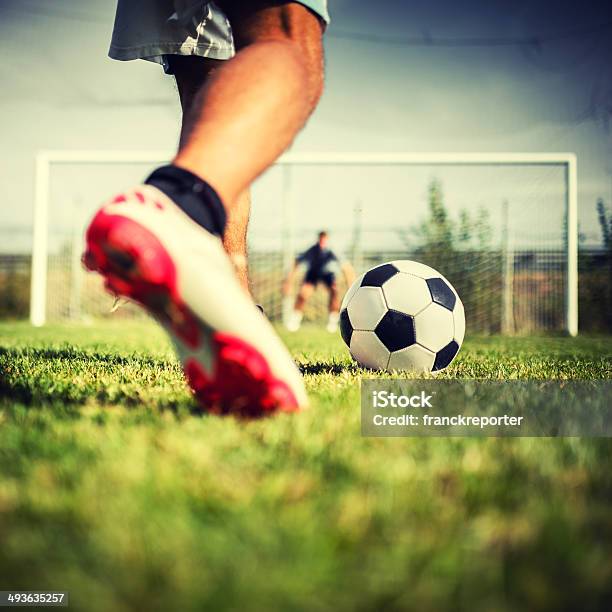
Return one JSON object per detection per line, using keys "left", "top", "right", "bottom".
{"left": 288, "top": 11, "right": 324, "bottom": 106}
{"left": 229, "top": 3, "right": 324, "bottom": 105}
{"left": 280, "top": 36, "right": 324, "bottom": 107}
{"left": 303, "top": 44, "right": 324, "bottom": 107}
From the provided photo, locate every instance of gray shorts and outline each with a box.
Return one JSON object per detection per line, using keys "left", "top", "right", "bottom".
{"left": 109, "top": 1, "right": 329, "bottom": 70}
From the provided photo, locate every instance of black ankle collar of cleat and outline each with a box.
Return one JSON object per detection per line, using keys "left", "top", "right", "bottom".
{"left": 145, "top": 165, "right": 227, "bottom": 237}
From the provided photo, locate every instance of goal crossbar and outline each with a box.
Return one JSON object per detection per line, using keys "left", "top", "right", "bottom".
{"left": 30, "top": 150, "right": 579, "bottom": 335}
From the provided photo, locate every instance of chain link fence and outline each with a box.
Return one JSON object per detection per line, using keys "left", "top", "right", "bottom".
{"left": 4, "top": 157, "right": 611, "bottom": 333}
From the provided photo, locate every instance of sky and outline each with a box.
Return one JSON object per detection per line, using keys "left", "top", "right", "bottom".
{"left": 0, "top": 0, "right": 611, "bottom": 253}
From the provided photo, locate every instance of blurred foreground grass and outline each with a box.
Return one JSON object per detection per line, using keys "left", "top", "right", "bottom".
{"left": 0, "top": 321, "right": 611, "bottom": 611}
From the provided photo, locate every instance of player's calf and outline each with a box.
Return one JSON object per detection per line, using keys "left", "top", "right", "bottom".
{"left": 326, "top": 283, "right": 340, "bottom": 332}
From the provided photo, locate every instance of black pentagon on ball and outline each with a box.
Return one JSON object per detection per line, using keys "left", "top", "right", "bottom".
{"left": 426, "top": 277, "right": 456, "bottom": 311}
{"left": 361, "top": 263, "right": 399, "bottom": 287}
{"left": 432, "top": 340, "right": 459, "bottom": 371}
{"left": 339, "top": 308, "right": 353, "bottom": 345}
{"left": 374, "top": 310, "right": 416, "bottom": 352}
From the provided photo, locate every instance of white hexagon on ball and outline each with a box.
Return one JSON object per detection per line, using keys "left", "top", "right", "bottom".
{"left": 388, "top": 344, "right": 436, "bottom": 372}
{"left": 350, "top": 330, "right": 390, "bottom": 370}
{"left": 415, "top": 302, "right": 455, "bottom": 352}
{"left": 382, "top": 272, "right": 432, "bottom": 316}
{"left": 341, "top": 272, "right": 365, "bottom": 310}
{"left": 347, "top": 286, "right": 387, "bottom": 330}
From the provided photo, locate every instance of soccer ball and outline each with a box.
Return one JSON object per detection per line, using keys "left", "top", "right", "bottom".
{"left": 339, "top": 260, "right": 465, "bottom": 372}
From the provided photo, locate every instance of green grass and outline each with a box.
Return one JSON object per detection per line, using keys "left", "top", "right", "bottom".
{"left": 0, "top": 321, "right": 611, "bottom": 611}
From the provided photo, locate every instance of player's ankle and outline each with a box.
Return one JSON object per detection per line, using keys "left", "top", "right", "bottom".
{"left": 145, "top": 164, "right": 227, "bottom": 237}
{"left": 327, "top": 311, "right": 339, "bottom": 332}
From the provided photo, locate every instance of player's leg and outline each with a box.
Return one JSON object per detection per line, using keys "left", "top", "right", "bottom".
{"left": 295, "top": 282, "right": 315, "bottom": 312}
{"left": 172, "top": 56, "right": 251, "bottom": 292}
{"left": 157, "top": 4, "right": 324, "bottom": 295}
{"left": 287, "top": 282, "right": 315, "bottom": 331}
{"left": 326, "top": 277, "right": 340, "bottom": 332}
{"left": 173, "top": 2, "right": 325, "bottom": 207}
{"left": 85, "top": 2, "right": 325, "bottom": 415}
{"left": 221, "top": 194, "right": 250, "bottom": 291}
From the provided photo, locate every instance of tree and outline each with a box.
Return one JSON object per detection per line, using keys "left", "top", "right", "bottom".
{"left": 597, "top": 198, "right": 611, "bottom": 250}
{"left": 596, "top": 198, "right": 612, "bottom": 328}
{"left": 399, "top": 179, "right": 499, "bottom": 333}
{"left": 413, "top": 179, "right": 454, "bottom": 256}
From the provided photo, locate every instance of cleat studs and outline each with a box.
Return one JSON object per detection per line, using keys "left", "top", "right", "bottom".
{"left": 106, "top": 248, "right": 136, "bottom": 273}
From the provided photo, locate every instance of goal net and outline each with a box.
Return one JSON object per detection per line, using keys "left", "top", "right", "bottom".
{"left": 31, "top": 152, "right": 578, "bottom": 336}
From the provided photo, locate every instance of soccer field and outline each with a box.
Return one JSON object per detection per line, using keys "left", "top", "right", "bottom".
{"left": 1, "top": 321, "right": 611, "bottom": 611}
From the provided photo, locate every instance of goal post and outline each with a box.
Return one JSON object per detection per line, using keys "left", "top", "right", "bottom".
{"left": 30, "top": 150, "right": 579, "bottom": 335}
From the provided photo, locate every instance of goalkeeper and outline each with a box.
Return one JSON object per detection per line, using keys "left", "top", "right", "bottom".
{"left": 283, "top": 231, "right": 355, "bottom": 332}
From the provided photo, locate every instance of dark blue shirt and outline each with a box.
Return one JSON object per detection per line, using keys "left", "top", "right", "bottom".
{"left": 297, "top": 244, "right": 340, "bottom": 276}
